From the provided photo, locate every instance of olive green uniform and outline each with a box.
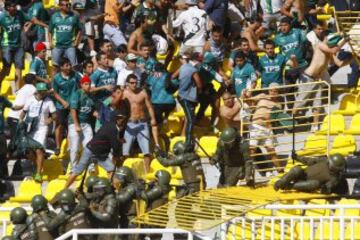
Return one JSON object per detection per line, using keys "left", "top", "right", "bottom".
{"left": 26, "top": 215, "right": 53, "bottom": 240}
{"left": 48, "top": 195, "right": 92, "bottom": 240}
{"left": 117, "top": 183, "right": 139, "bottom": 228}
{"left": 30, "top": 211, "right": 57, "bottom": 239}
{"left": 212, "top": 138, "right": 253, "bottom": 187}
{"left": 274, "top": 156, "right": 344, "bottom": 193}
{"left": 157, "top": 152, "right": 204, "bottom": 197}
{"left": 12, "top": 220, "right": 37, "bottom": 240}
{"left": 89, "top": 193, "right": 118, "bottom": 240}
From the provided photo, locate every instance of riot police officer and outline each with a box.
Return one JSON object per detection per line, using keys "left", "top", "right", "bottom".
{"left": 274, "top": 153, "right": 346, "bottom": 193}
{"left": 88, "top": 178, "right": 118, "bottom": 240}
{"left": 10, "top": 207, "right": 37, "bottom": 240}
{"left": 30, "top": 195, "right": 56, "bottom": 239}
{"left": 141, "top": 170, "right": 171, "bottom": 240}
{"left": 84, "top": 175, "right": 99, "bottom": 201}
{"left": 115, "top": 166, "right": 143, "bottom": 229}
{"left": 155, "top": 141, "right": 205, "bottom": 197}
{"left": 2, "top": 236, "right": 15, "bottom": 240}
{"left": 211, "top": 127, "right": 254, "bottom": 187}
{"left": 48, "top": 189, "right": 92, "bottom": 240}
{"left": 141, "top": 170, "right": 172, "bottom": 211}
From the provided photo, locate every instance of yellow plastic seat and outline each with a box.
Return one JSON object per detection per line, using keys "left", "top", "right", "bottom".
{"left": 169, "top": 136, "right": 186, "bottom": 152}
{"left": 43, "top": 0, "right": 56, "bottom": 9}
{"left": 330, "top": 134, "right": 356, "bottom": 156}
{"left": 123, "top": 158, "right": 146, "bottom": 179}
{"left": 317, "top": 113, "right": 345, "bottom": 135}
{"left": 146, "top": 158, "right": 183, "bottom": 181}
{"left": 162, "top": 115, "right": 182, "bottom": 137}
{"left": 44, "top": 179, "right": 66, "bottom": 200}
{"left": 0, "top": 80, "right": 12, "bottom": 96}
{"left": 0, "top": 201, "right": 21, "bottom": 220}
{"left": 48, "top": 139, "right": 68, "bottom": 161}
{"left": 94, "top": 165, "right": 109, "bottom": 178}
{"left": 196, "top": 136, "right": 218, "bottom": 158}
{"left": 335, "top": 94, "right": 357, "bottom": 115}
{"left": 317, "top": 14, "right": 332, "bottom": 21}
{"left": 345, "top": 113, "right": 360, "bottom": 134}
{"left": 297, "top": 134, "right": 328, "bottom": 156}
{"left": 42, "top": 158, "right": 64, "bottom": 181}
{"left": 294, "top": 199, "right": 331, "bottom": 239}
{"left": 9, "top": 179, "right": 42, "bottom": 202}
{"left": 167, "top": 58, "right": 181, "bottom": 73}
{"left": 314, "top": 199, "right": 359, "bottom": 240}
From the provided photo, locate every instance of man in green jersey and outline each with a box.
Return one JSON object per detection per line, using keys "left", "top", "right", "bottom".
{"left": 48, "top": 0, "right": 82, "bottom": 74}
{"left": 68, "top": 75, "right": 95, "bottom": 172}
{"left": 231, "top": 51, "right": 257, "bottom": 98}
{"left": 259, "top": 39, "right": 298, "bottom": 88}
{"left": 53, "top": 58, "right": 81, "bottom": 155}
{"left": 0, "top": 0, "right": 30, "bottom": 89}
{"left": 29, "top": 42, "right": 49, "bottom": 84}
{"left": 27, "top": 0, "right": 48, "bottom": 47}
{"left": 90, "top": 51, "right": 118, "bottom": 102}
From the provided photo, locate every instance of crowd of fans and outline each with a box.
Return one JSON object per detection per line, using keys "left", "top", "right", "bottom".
{"left": 0, "top": 0, "right": 359, "bottom": 238}
{"left": 0, "top": 0, "right": 358, "bottom": 190}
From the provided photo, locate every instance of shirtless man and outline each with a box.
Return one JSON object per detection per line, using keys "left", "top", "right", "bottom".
{"left": 281, "top": 0, "right": 305, "bottom": 24}
{"left": 241, "top": 17, "right": 264, "bottom": 52}
{"left": 248, "top": 82, "right": 284, "bottom": 173}
{"left": 122, "top": 74, "right": 159, "bottom": 172}
{"left": 293, "top": 34, "right": 351, "bottom": 130}
{"left": 219, "top": 92, "right": 241, "bottom": 129}
{"left": 128, "top": 13, "right": 168, "bottom": 57}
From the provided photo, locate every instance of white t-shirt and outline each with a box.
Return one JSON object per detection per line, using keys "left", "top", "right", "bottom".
{"left": 172, "top": 6, "right": 207, "bottom": 47}
{"left": 8, "top": 84, "right": 36, "bottom": 119}
{"left": 306, "top": 31, "right": 321, "bottom": 48}
{"left": 260, "top": 0, "right": 283, "bottom": 14}
{"left": 23, "top": 95, "right": 56, "bottom": 127}
{"left": 117, "top": 67, "right": 142, "bottom": 87}
{"left": 113, "top": 58, "right": 127, "bottom": 74}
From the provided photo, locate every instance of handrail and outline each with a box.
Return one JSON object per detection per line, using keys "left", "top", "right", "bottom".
{"left": 55, "top": 228, "right": 198, "bottom": 240}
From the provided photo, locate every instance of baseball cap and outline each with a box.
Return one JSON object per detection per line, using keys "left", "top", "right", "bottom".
{"left": 80, "top": 75, "right": 91, "bottom": 85}
{"left": 125, "top": 53, "right": 138, "bottom": 62}
{"left": 36, "top": 82, "right": 48, "bottom": 91}
{"left": 34, "top": 42, "right": 46, "bottom": 52}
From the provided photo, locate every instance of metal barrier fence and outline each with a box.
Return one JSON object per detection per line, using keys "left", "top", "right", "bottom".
{"left": 239, "top": 81, "right": 331, "bottom": 179}
{"left": 55, "top": 228, "right": 200, "bottom": 240}
{"left": 334, "top": 10, "right": 360, "bottom": 64}
{"left": 222, "top": 204, "right": 360, "bottom": 240}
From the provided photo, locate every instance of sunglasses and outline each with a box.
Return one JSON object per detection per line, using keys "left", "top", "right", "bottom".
{"left": 129, "top": 81, "right": 137, "bottom": 85}
{"left": 60, "top": 2, "right": 71, "bottom": 7}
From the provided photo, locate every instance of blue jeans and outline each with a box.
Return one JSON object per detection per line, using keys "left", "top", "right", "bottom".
{"left": 51, "top": 47, "right": 78, "bottom": 66}
{"left": 72, "top": 147, "right": 114, "bottom": 175}
{"left": 122, "top": 121, "right": 150, "bottom": 156}
{"left": 179, "top": 98, "right": 196, "bottom": 148}
{"left": 2, "top": 47, "right": 24, "bottom": 69}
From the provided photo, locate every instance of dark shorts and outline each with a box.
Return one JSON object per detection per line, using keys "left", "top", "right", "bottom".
{"left": 2, "top": 47, "right": 24, "bottom": 69}
{"left": 56, "top": 109, "right": 70, "bottom": 126}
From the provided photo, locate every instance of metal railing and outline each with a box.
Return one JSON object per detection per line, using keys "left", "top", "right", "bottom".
{"left": 238, "top": 81, "right": 331, "bottom": 179}
{"left": 55, "top": 228, "right": 197, "bottom": 240}
{"left": 221, "top": 203, "right": 360, "bottom": 240}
